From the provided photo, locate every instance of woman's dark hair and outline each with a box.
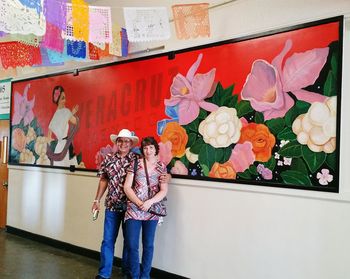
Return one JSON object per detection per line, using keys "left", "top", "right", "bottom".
{"left": 52, "top": 85, "right": 64, "bottom": 105}
{"left": 141, "top": 137, "right": 159, "bottom": 156}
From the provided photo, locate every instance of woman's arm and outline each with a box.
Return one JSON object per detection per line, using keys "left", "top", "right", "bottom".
{"left": 69, "top": 105, "right": 79, "bottom": 125}
{"left": 124, "top": 172, "right": 143, "bottom": 208}
{"left": 140, "top": 181, "right": 168, "bottom": 212}
{"left": 47, "top": 129, "right": 53, "bottom": 142}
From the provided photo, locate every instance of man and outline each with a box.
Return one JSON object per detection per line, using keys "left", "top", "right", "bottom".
{"left": 92, "top": 128, "right": 139, "bottom": 279}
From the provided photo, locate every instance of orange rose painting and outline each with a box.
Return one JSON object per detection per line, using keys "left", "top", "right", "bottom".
{"left": 160, "top": 122, "right": 188, "bottom": 158}
{"left": 239, "top": 123, "right": 275, "bottom": 162}
{"left": 209, "top": 162, "right": 236, "bottom": 179}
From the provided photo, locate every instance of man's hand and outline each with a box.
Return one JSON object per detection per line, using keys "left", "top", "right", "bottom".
{"left": 159, "top": 173, "right": 171, "bottom": 184}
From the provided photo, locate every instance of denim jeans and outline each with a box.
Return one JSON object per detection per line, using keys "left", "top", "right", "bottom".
{"left": 125, "top": 219, "right": 158, "bottom": 279}
{"left": 98, "top": 209, "right": 128, "bottom": 278}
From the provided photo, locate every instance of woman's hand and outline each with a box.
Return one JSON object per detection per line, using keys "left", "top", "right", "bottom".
{"left": 140, "top": 199, "right": 153, "bottom": 212}
{"left": 72, "top": 105, "right": 79, "bottom": 115}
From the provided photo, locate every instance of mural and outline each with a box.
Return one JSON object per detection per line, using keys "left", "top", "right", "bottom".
{"left": 9, "top": 17, "right": 342, "bottom": 192}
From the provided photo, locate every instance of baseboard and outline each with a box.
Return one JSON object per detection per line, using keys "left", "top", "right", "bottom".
{"left": 6, "top": 226, "right": 189, "bottom": 279}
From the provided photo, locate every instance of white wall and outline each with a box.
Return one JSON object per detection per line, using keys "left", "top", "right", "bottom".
{"left": 7, "top": 1, "right": 350, "bottom": 279}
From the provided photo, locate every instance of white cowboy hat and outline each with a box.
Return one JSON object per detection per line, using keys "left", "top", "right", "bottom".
{"left": 110, "top": 129, "right": 139, "bottom": 147}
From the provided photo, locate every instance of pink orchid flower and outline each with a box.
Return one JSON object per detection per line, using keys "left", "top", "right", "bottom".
{"left": 165, "top": 53, "right": 218, "bottom": 125}
{"left": 158, "top": 141, "right": 173, "bottom": 165}
{"left": 95, "top": 144, "right": 118, "bottom": 168}
{"left": 241, "top": 39, "right": 328, "bottom": 120}
{"left": 13, "top": 84, "right": 35, "bottom": 126}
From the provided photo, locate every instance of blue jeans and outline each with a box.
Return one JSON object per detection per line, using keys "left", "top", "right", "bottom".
{"left": 125, "top": 219, "right": 158, "bottom": 279}
{"left": 98, "top": 209, "right": 128, "bottom": 278}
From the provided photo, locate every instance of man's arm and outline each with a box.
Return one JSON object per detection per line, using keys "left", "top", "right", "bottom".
{"left": 91, "top": 178, "right": 108, "bottom": 212}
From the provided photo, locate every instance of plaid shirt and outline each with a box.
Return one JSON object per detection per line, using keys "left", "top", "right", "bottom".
{"left": 97, "top": 151, "right": 138, "bottom": 211}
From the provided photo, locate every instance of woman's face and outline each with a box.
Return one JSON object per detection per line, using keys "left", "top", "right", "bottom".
{"left": 58, "top": 92, "right": 66, "bottom": 106}
{"left": 143, "top": 144, "right": 156, "bottom": 158}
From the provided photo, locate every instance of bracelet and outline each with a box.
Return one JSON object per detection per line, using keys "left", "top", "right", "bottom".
{"left": 93, "top": 200, "right": 100, "bottom": 203}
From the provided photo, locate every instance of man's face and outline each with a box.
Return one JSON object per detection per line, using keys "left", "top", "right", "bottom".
{"left": 116, "top": 137, "right": 132, "bottom": 154}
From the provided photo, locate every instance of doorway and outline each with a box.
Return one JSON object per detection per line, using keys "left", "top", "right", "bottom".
{"left": 0, "top": 120, "right": 9, "bottom": 228}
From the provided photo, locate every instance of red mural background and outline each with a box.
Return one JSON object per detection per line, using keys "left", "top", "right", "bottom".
{"left": 10, "top": 20, "right": 339, "bottom": 170}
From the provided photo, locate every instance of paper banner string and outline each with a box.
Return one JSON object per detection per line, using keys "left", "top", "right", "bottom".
{"left": 89, "top": 43, "right": 110, "bottom": 60}
{"left": 121, "top": 28, "right": 128, "bottom": 57}
{"left": 72, "top": 0, "right": 89, "bottom": 42}
{"left": 66, "top": 39, "right": 86, "bottom": 59}
{"left": 123, "top": 7, "right": 171, "bottom": 42}
{"left": 41, "top": 22, "right": 64, "bottom": 52}
{"left": 0, "top": 0, "right": 46, "bottom": 36}
{"left": 18, "top": 0, "right": 42, "bottom": 15}
{"left": 8, "top": 33, "right": 41, "bottom": 47}
{"left": 89, "top": 6, "right": 112, "bottom": 45}
{"left": 109, "top": 24, "right": 122, "bottom": 56}
{"left": 34, "top": 48, "right": 64, "bottom": 67}
{"left": 0, "top": 41, "right": 42, "bottom": 69}
{"left": 63, "top": 3, "right": 74, "bottom": 40}
{"left": 46, "top": 47, "right": 71, "bottom": 64}
{"left": 44, "top": 0, "right": 67, "bottom": 31}
{"left": 0, "top": 58, "right": 17, "bottom": 79}
{"left": 172, "top": 3, "right": 210, "bottom": 40}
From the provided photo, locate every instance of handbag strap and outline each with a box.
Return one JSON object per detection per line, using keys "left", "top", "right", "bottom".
{"left": 144, "top": 157, "right": 155, "bottom": 200}
{"left": 143, "top": 157, "right": 150, "bottom": 186}
{"left": 132, "top": 157, "right": 138, "bottom": 188}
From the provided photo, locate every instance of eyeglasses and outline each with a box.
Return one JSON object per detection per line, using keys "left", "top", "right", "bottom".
{"left": 117, "top": 139, "right": 131, "bottom": 144}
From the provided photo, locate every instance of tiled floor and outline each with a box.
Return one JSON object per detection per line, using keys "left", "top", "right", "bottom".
{"left": 0, "top": 229, "right": 124, "bottom": 279}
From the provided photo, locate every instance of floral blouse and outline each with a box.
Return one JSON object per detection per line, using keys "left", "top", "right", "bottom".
{"left": 125, "top": 159, "right": 166, "bottom": 221}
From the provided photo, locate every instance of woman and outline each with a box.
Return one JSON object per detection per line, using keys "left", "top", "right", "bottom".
{"left": 47, "top": 85, "right": 79, "bottom": 166}
{"left": 124, "top": 136, "right": 168, "bottom": 279}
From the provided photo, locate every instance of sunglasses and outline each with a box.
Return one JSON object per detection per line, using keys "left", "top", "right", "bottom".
{"left": 117, "top": 139, "right": 131, "bottom": 144}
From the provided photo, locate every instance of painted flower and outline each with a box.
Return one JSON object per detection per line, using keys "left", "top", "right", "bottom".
{"left": 209, "top": 161, "right": 236, "bottom": 179}
{"left": 170, "top": 160, "right": 188, "bottom": 175}
{"left": 19, "top": 149, "right": 35, "bottom": 164}
{"left": 157, "top": 105, "right": 179, "bottom": 136}
{"left": 185, "top": 147, "right": 199, "bottom": 164}
{"left": 283, "top": 157, "right": 292, "bottom": 166}
{"left": 229, "top": 142, "right": 255, "bottom": 172}
{"left": 279, "top": 140, "right": 289, "bottom": 148}
{"left": 199, "top": 106, "right": 242, "bottom": 148}
{"left": 257, "top": 164, "right": 265, "bottom": 174}
{"left": 239, "top": 123, "right": 275, "bottom": 162}
{"left": 292, "top": 96, "right": 336, "bottom": 153}
{"left": 164, "top": 53, "right": 218, "bottom": 125}
{"left": 160, "top": 122, "right": 188, "bottom": 158}
{"left": 261, "top": 168, "right": 273, "bottom": 180}
{"left": 158, "top": 141, "right": 173, "bottom": 165}
{"left": 241, "top": 39, "right": 328, "bottom": 120}
{"left": 257, "top": 163, "right": 273, "bottom": 180}
{"left": 26, "top": 127, "right": 37, "bottom": 144}
{"left": 12, "top": 128, "right": 26, "bottom": 152}
{"left": 95, "top": 144, "right": 118, "bottom": 168}
{"left": 316, "top": 169, "right": 333, "bottom": 185}
{"left": 36, "top": 154, "right": 50, "bottom": 165}
{"left": 34, "top": 136, "right": 48, "bottom": 156}
{"left": 13, "top": 84, "right": 35, "bottom": 125}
